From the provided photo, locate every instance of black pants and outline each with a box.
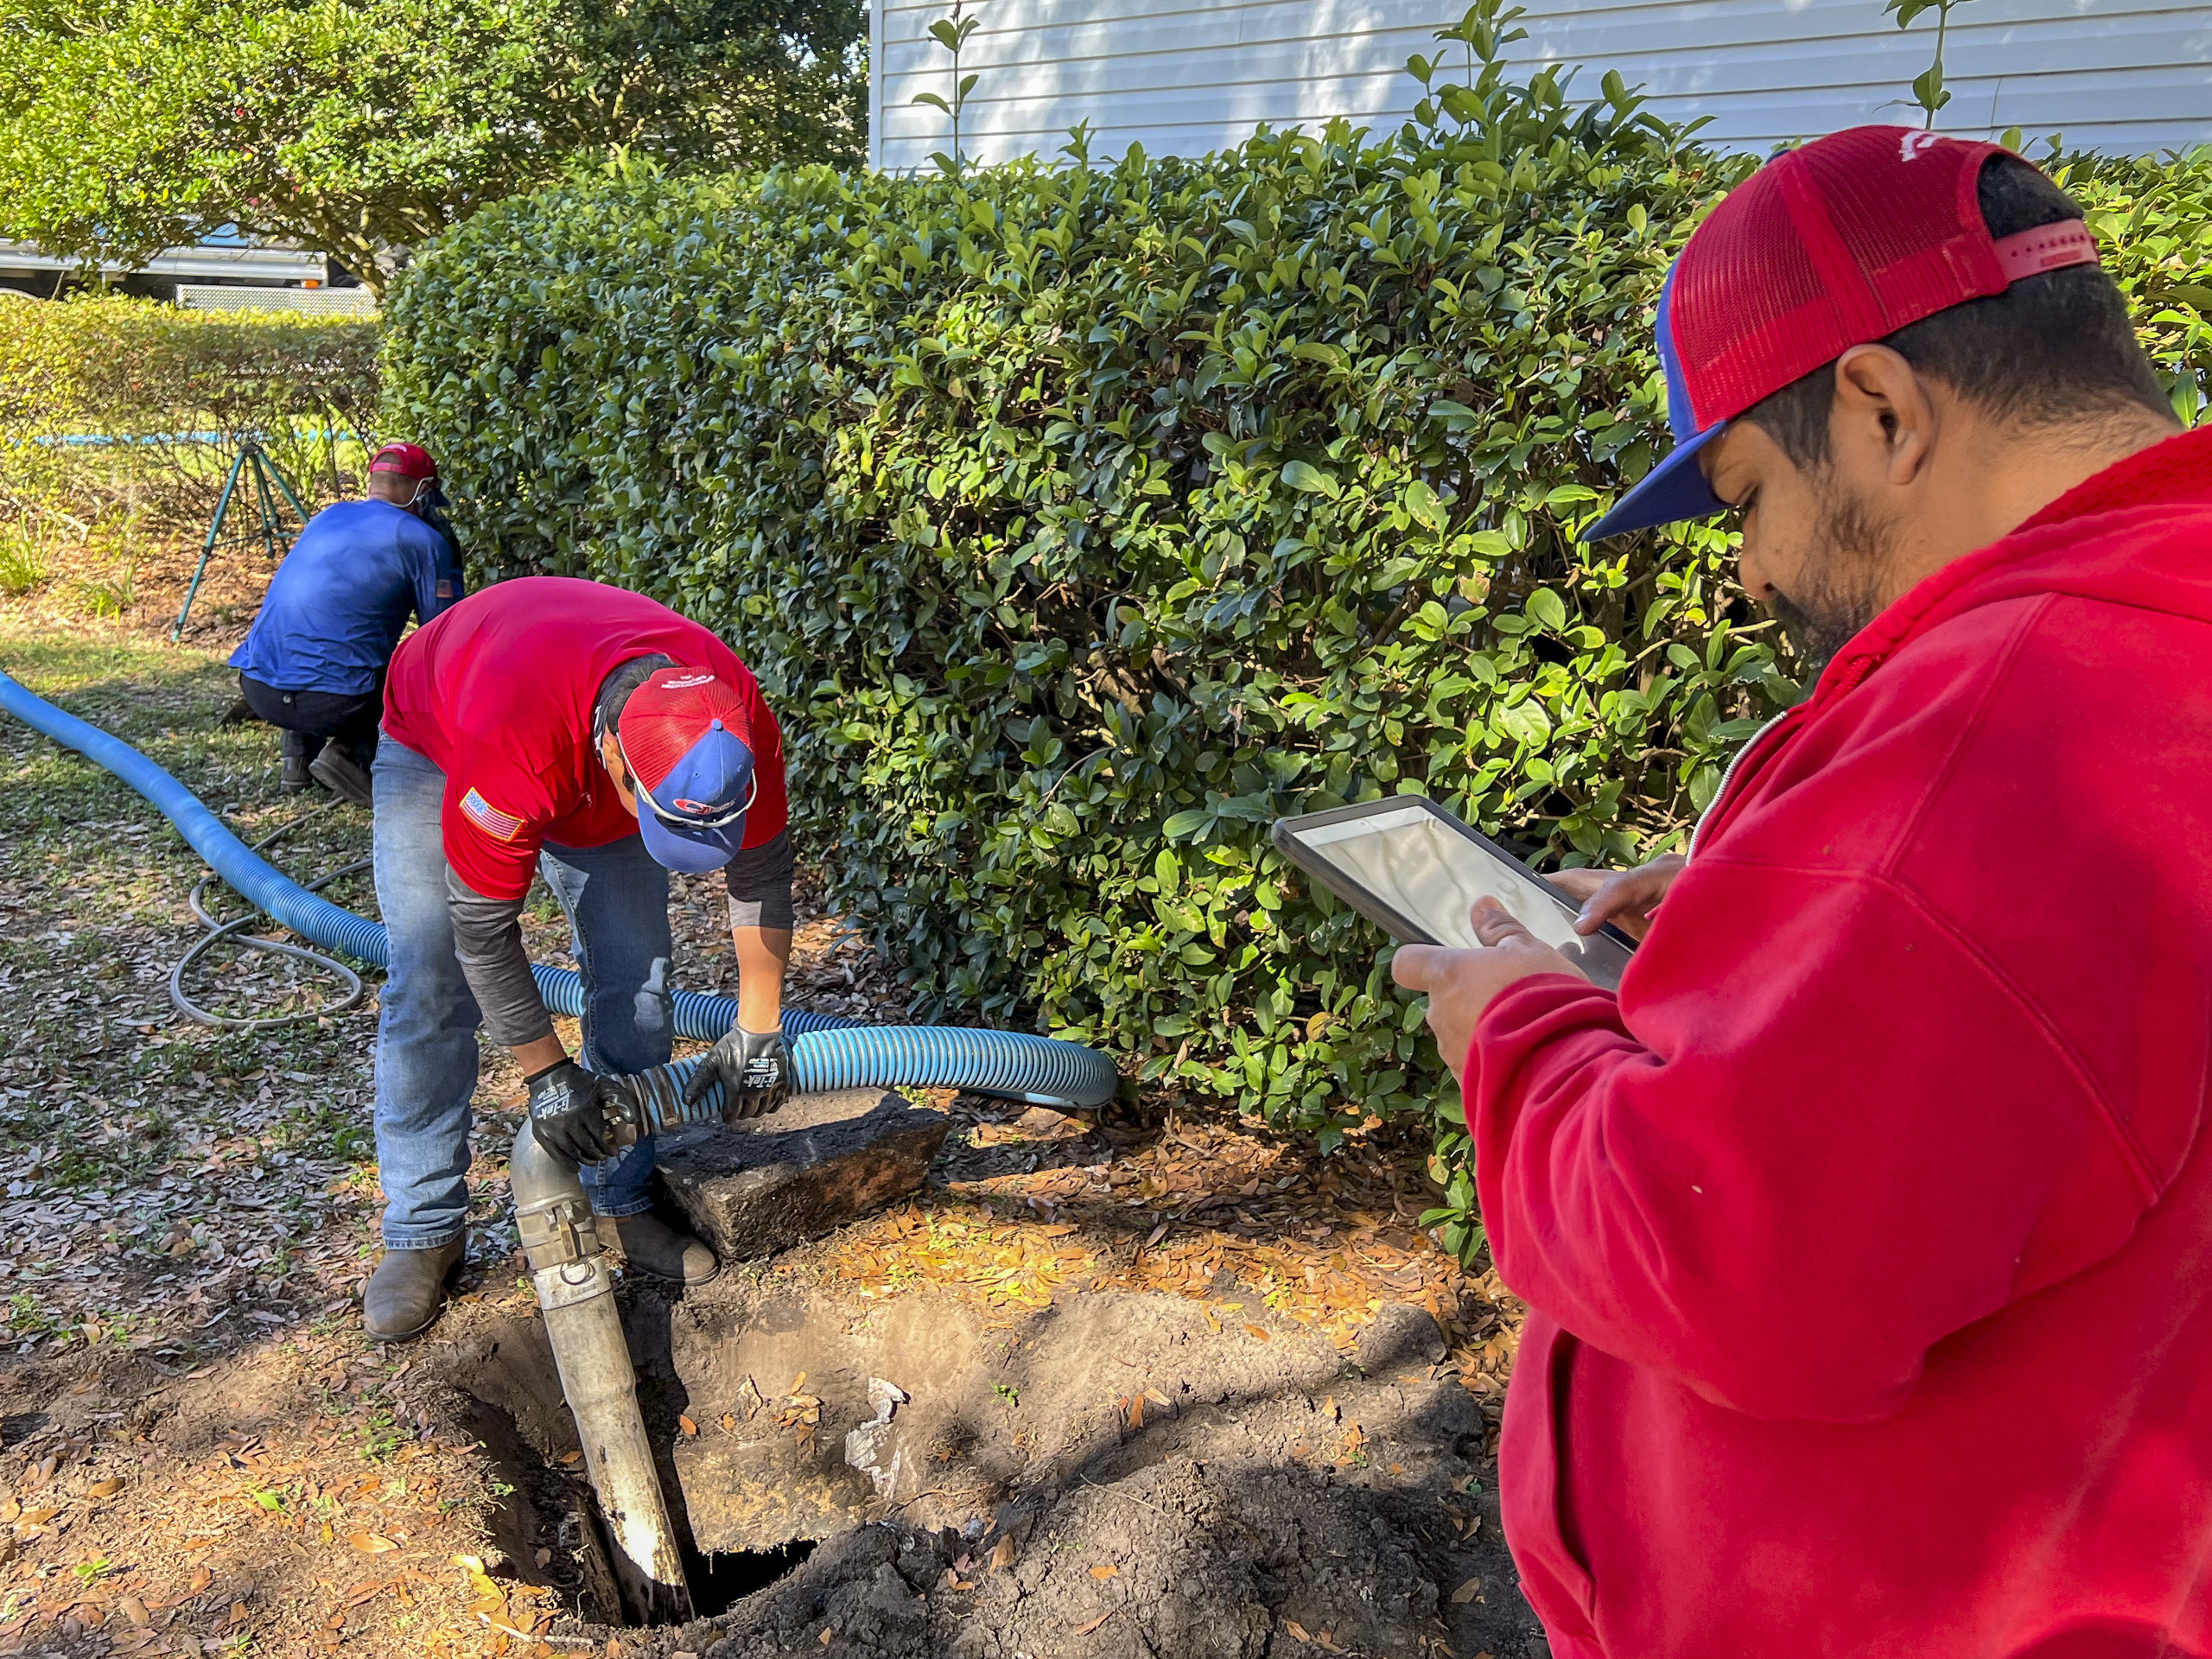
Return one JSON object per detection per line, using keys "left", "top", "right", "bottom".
{"left": 238, "top": 673, "right": 384, "bottom": 766}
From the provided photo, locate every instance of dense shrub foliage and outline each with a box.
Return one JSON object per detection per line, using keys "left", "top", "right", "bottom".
{"left": 0, "top": 297, "right": 382, "bottom": 517}
{"left": 383, "top": 49, "right": 2212, "bottom": 1220}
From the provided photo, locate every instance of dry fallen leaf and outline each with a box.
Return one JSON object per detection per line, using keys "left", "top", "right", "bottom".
{"left": 677, "top": 1415, "right": 698, "bottom": 1437}
{"left": 989, "top": 1535, "right": 1018, "bottom": 1572}
{"left": 86, "top": 1478, "right": 123, "bottom": 1498}
{"left": 1451, "top": 1576, "right": 1483, "bottom": 1605}
{"left": 1089, "top": 1563, "right": 1118, "bottom": 1580}
{"left": 190, "top": 1567, "right": 214, "bottom": 1595}
{"left": 558, "top": 1450, "right": 583, "bottom": 1466}
{"left": 347, "top": 1533, "right": 398, "bottom": 1554}
{"left": 817, "top": 1627, "right": 834, "bottom": 1646}
{"left": 1203, "top": 1307, "right": 1222, "bottom": 1333}
{"left": 1073, "top": 1610, "right": 1116, "bottom": 1635}
{"left": 118, "top": 1595, "right": 149, "bottom": 1626}
{"left": 1285, "top": 1620, "right": 1313, "bottom": 1642}
{"left": 19, "top": 1506, "right": 58, "bottom": 1526}
{"left": 1244, "top": 1323, "right": 1271, "bottom": 1342}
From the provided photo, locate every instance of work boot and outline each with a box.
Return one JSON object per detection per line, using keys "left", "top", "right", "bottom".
{"left": 361, "top": 1236, "right": 467, "bottom": 1342}
{"left": 309, "top": 743, "right": 374, "bottom": 807}
{"left": 610, "top": 1214, "right": 720, "bottom": 1286}
{"left": 280, "top": 730, "right": 313, "bottom": 794}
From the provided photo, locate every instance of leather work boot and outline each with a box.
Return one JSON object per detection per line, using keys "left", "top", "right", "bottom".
{"left": 361, "top": 1236, "right": 467, "bottom": 1342}
{"left": 280, "top": 730, "right": 313, "bottom": 794}
{"left": 309, "top": 743, "right": 374, "bottom": 807}
{"left": 611, "top": 1214, "right": 720, "bottom": 1286}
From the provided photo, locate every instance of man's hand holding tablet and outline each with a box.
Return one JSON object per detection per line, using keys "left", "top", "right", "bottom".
{"left": 1271, "top": 797, "right": 1675, "bottom": 1084}
{"left": 1390, "top": 899, "right": 1592, "bottom": 1083}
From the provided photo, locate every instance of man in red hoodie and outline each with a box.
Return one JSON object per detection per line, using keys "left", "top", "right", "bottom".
{"left": 1392, "top": 128, "right": 2208, "bottom": 1656}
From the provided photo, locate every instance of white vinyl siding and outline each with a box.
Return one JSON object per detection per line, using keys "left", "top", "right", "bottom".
{"left": 871, "top": 0, "right": 2212, "bottom": 170}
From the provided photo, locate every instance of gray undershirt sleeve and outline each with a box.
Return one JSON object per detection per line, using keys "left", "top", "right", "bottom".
{"left": 724, "top": 829, "right": 796, "bottom": 932}
{"left": 445, "top": 866, "right": 556, "bottom": 1048}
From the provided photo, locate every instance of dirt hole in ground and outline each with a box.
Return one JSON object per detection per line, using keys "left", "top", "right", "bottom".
{"left": 404, "top": 1268, "right": 1549, "bottom": 1657}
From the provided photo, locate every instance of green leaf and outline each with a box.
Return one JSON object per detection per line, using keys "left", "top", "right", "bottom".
{"left": 1281, "top": 460, "right": 1341, "bottom": 499}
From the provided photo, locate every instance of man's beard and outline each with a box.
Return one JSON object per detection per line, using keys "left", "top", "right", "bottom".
{"left": 1770, "top": 478, "right": 1897, "bottom": 682}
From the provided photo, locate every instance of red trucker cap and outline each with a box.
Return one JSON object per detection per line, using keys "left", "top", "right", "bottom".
{"left": 369, "top": 442, "right": 439, "bottom": 481}
{"left": 1584, "top": 125, "right": 2101, "bottom": 541}
{"left": 616, "top": 667, "right": 760, "bottom": 874}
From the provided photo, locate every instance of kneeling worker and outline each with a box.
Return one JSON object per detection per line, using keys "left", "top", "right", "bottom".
{"left": 229, "top": 442, "right": 461, "bottom": 804}
{"left": 362, "top": 575, "right": 796, "bottom": 1341}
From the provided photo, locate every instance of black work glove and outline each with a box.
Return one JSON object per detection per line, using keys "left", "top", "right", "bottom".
{"left": 683, "top": 1024, "right": 790, "bottom": 1121}
{"left": 525, "top": 1058, "right": 632, "bottom": 1168}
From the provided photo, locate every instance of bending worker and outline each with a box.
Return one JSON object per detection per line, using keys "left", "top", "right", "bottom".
{"left": 1394, "top": 130, "right": 2212, "bottom": 1655}
{"left": 229, "top": 442, "right": 461, "bottom": 804}
{"left": 362, "top": 575, "right": 796, "bottom": 1342}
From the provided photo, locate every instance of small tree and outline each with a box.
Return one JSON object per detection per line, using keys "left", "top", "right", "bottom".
{"left": 0, "top": 0, "right": 867, "bottom": 296}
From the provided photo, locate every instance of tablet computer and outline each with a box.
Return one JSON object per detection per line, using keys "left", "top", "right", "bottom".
{"left": 1271, "top": 797, "right": 1636, "bottom": 990}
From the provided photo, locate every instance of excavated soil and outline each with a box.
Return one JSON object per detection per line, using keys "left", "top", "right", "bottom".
{"left": 410, "top": 1263, "right": 1546, "bottom": 1659}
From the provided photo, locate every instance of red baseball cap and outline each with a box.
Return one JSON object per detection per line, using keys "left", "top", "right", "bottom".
{"left": 615, "top": 667, "right": 759, "bottom": 873}
{"left": 1585, "top": 126, "right": 2101, "bottom": 541}
{"left": 369, "top": 442, "right": 438, "bottom": 481}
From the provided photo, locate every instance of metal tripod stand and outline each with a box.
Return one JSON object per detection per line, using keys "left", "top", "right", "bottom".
{"left": 171, "top": 438, "right": 311, "bottom": 641}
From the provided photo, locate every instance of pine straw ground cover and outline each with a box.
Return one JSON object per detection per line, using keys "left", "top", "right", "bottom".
{"left": 0, "top": 617, "right": 1520, "bottom": 1657}
{"left": 825, "top": 1110, "right": 1517, "bottom": 1423}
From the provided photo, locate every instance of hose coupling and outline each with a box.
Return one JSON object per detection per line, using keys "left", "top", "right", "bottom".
{"left": 517, "top": 1192, "right": 602, "bottom": 1272}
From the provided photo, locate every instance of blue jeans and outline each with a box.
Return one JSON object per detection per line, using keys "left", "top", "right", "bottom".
{"left": 372, "top": 738, "right": 674, "bottom": 1247}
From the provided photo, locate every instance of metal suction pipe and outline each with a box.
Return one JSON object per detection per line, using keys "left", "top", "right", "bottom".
{"left": 510, "top": 1121, "right": 694, "bottom": 1625}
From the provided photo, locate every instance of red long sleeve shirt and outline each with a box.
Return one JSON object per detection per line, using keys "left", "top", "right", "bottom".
{"left": 1470, "top": 427, "right": 2212, "bottom": 1659}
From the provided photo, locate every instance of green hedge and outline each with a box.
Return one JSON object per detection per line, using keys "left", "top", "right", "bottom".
{"left": 383, "top": 43, "right": 2212, "bottom": 1207}
{"left": 0, "top": 296, "right": 382, "bottom": 518}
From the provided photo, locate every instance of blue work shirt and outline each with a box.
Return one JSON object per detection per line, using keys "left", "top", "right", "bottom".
{"left": 230, "top": 499, "right": 462, "bottom": 696}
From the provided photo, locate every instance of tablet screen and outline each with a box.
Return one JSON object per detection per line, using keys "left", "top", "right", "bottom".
{"left": 1281, "top": 801, "right": 1634, "bottom": 988}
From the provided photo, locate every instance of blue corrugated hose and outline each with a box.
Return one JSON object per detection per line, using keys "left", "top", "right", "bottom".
{"left": 0, "top": 668, "right": 1117, "bottom": 1110}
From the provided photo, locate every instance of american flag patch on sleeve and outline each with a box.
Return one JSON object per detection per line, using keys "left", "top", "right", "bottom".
{"left": 460, "top": 787, "right": 524, "bottom": 841}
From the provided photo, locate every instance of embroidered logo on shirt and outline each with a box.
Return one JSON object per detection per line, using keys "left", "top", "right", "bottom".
{"left": 460, "top": 787, "right": 524, "bottom": 841}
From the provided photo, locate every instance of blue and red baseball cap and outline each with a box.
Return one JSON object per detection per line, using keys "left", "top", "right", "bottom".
{"left": 1584, "top": 125, "right": 2101, "bottom": 542}
{"left": 616, "top": 667, "right": 760, "bottom": 873}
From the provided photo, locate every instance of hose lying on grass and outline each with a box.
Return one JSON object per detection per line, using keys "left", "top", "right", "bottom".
{"left": 0, "top": 666, "right": 1119, "bottom": 1109}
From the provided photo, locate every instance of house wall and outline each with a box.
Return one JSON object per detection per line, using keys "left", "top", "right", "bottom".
{"left": 871, "top": 0, "right": 2212, "bottom": 170}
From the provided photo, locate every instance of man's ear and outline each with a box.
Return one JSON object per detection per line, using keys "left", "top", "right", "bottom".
{"left": 1830, "top": 344, "right": 1938, "bottom": 487}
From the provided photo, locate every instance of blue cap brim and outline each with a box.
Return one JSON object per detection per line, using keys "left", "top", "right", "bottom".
{"left": 1581, "top": 421, "right": 1728, "bottom": 542}
{"left": 636, "top": 799, "right": 747, "bottom": 873}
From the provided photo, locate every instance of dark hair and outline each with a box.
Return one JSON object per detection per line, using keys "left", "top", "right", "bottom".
{"left": 1741, "top": 156, "right": 2171, "bottom": 468}
{"left": 590, "top": 653, "right": 676, "bottom": 754}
